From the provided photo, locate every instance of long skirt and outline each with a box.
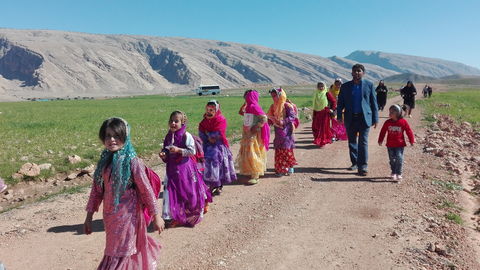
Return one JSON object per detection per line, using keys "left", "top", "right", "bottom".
{"left": 274, "top": 149, "right": 297, "bottom": 174}
{"left": 203, "top": 143, "right": 237, "bottom": 188}
{"left": 403, "top": 98, "right": 415, "bottom": 109}
{"left": 162, "top": 157, "right": 212, "bottom": 227}
{"left": 235, "top": 131, "right": 267, "bottom": 179}
{"left": 312, "top": 109, "right": 333, "bottom": 147}
{"left": 331, "top": 118, "right": 347, "bottom": 141}
{"left": 97, "top": 195, "right": 161, "bottom": 270}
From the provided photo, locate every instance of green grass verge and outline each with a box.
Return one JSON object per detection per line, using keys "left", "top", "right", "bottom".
{"left": 438, "top": 200, "right": 463, "bottom": 211}
{"left": 417, "top": 88, "right": 480, "bottom": 125}
{"left": 0, "top": 93, "right": 313, "bottom": 184}
{"left": 445, "top": 212, "right": 464, "bottom": 225}
{"left": 432, "top": 179, "right": 463, "bottom": 191}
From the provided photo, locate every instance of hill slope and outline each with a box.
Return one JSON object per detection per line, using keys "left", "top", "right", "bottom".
{"left": 0, "top": 29, "right": 394, "bottom": 98}
{"left": 1, "top": 29, "right": 479, "bottom": 99}
{"left": 346, "top": 50, "right": 480, "bottom": 78}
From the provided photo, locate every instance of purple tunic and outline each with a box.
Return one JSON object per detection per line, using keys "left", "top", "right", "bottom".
{"left": 272, "top": 105, "right": 296, "bottom": 150}
{"left": 199, "top": 130, "right": 237, "bottom": 188}
{"left": 162, "top": 130, "right": 211, "bottom": 227}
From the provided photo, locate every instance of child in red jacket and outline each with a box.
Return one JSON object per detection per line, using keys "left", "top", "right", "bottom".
{"left": 378, "top": 105, "right": 415, "bottom": 182}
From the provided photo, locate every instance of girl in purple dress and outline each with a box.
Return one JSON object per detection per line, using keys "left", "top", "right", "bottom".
{"left": 198, "top": 100, "right": 237, "bottom": 195}
{"left": 84, "top": 117, "right": 164, "bottom": 270}
{"left": 159, "top": 111, "right": 212, "bottom": 227}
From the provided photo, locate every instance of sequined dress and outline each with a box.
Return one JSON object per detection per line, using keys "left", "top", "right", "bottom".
{"left": 235, "top": 114, "right": 268, "bottom": 178}
{"left": 199, "top": 130, "right": 236, "bottom": 188}
{"left": 86, "top": 157, "right": 160, "bottom": 270}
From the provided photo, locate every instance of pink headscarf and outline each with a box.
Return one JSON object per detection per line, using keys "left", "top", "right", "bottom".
{"left": 199, "top": 101, "right": 229, "bottom": 147}
{"left": 244, "top": 90, "right": 270, "bottom": 150}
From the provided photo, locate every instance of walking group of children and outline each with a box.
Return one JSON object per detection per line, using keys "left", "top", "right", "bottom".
{"left": 81, "top": 79, "right": 417, "bottom": 269}
{"left": 83, "top": 87, "right": 300, "bottom": 269}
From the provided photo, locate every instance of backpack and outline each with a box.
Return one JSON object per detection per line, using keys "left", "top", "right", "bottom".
{"left": 142, "top": 166, "right": 161, "bottom": 225}
{"left": 286, "top": 102, "right": 300, "bottom": 129}
{"left": 182, "top": 133, "right": 205, "bottom": 172}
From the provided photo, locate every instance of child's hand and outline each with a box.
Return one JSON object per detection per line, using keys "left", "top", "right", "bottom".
{"left": 84, "top": 213, "right": 93, "bottom": 235}
{"left": 169, "top": 146, "right": 181, "bottom": 153}
{"left": 152, "top": 215, "right": 165, "bottom": 234}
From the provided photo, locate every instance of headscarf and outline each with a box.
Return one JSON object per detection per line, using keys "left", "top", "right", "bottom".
{"left": 401, "top": 81, "right": 417, "bottom": 98}
{"left": 267, "top": 88, "right": 287, "bottom": 122}
{"left": 199, "top": 100, "right": 229, "bottom": 147}
{"left": 329, "top": 78, "right": 342, "bottom": 98}
{"left": 313, "top": 81, "right": 329, "bottom": 111}
{"left": 94, "top": 117, "right": 137, "bottom": 209}
{"left": 244, "top": 90, "right": 270, "bottom": 150}
{"left": 164, "top": 123, "right": 187, "bottom": 148}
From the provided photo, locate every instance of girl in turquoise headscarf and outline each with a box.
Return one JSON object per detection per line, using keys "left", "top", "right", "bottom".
{"left": 312, "top": 82, "right": 337, "bottom": 147}
{"left": 84, "top": 117, "right": 164, "bottom": 270}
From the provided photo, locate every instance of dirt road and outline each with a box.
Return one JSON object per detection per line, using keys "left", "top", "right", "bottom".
{"left": 1, "top": 95, "right": 479, "bottom": 269}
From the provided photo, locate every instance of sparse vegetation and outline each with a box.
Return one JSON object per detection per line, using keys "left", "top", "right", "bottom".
{"left": 417, "top": 89, "right": 480, "bottom": 127}
{"left": 431, "top": 179, "right": 463, "bottom": 191}
{"left": 438, "top": 200, "right": 463, "bottom": 211}
{"left": 445, "top": 212, "right": 464, "bottom": 224}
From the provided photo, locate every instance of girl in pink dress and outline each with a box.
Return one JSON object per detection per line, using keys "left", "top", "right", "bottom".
{"left": 84, "top": 117, "right": 164, "bottom": 270}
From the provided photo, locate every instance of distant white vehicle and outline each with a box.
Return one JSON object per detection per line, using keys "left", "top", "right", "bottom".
{"left": 195, "top": 85, "right": 221, "bottom": 96}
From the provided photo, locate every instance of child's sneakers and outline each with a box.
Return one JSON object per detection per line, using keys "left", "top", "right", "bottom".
{"left": 288, "top": 167, "right": 295, "bottom": 175}
{"left": 391, "top": 174, "right": 403, "bottom": 183}
{"left": 247, "top": 178, "right": 258, "bottom": 185}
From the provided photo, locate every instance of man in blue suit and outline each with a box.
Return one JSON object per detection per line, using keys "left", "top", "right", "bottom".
{"left": 337, "top": 64, "right": 378, "bottom": 176}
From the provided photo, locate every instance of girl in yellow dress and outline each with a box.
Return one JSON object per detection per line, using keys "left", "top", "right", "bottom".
{"left": 236, "top": 90, "right": 269, "bottom": 185}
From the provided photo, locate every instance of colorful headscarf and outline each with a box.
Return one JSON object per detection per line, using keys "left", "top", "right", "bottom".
{"left": 267, "top": 88, "right": 287, "bottom": 122}
{"left": 94, "top": 117, "right": 137, "bottom": 209}
{"left": 199, "top": 100, "right": 229, "bottom": 147}
{"left": 244, "top": 90, "right": 270, "bottom": 150}
{"left": 329, "top": 79, "right": 342, "bottom": 99}
{"left": 164, "top": 123, "right": 187, "bottom": 148}
{"left": 313, "top": 81, "right": 329, "bottom": 111}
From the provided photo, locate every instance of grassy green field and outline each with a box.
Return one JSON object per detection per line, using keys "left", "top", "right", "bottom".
{"left": 0, "top": 91, "right": 313, "bottom": 184}
{"left": 417, "top": 88, "right": 480, "bottom": 126}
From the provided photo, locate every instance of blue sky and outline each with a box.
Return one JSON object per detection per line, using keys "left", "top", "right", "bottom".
{"left": 1, "top": 0, "right": 479, "bottom": 68}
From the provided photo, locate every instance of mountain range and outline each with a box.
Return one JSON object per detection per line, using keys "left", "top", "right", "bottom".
{"left": 1, "top": 28, "right": 479, "bottom": 100}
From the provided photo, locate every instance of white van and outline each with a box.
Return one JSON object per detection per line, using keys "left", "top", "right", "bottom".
{"left": 195, "top": 85, "right": 221, "bottom": 96}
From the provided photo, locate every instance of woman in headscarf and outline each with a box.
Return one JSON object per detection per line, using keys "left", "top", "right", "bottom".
{"left": 199, "top": 100, "right": 237, "bottom": 195}
{"left": 400, "top": 81, "right": 417, "bottom": 117}
{"left": 376, "top": 80, "right": 388, "bottom": 111}
{"left": 235, "top": 90, "right": 269, "bottom": 185}
{"left": 312, "top": 82, "right": 336, "bottom": 147}
{"left": 267, "top": 88, "right": 297, "bottom": 176}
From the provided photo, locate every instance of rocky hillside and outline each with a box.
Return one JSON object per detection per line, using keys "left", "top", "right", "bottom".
{"left": 346, "top": 50, "right": 480, "bottom": 78}
{"left": 0, "top": 29, "right": 478, "bottom": 100}
{"left": 383, "top": 73, "right": 437, "bottom": 83}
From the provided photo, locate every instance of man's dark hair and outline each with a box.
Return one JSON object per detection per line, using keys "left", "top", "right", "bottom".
{"left": 352, "top": 63, "right": 365, "bottom": 72}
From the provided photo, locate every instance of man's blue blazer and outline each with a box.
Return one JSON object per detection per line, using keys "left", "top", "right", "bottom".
{"left": 336, "top": 79, "right": 379, "bottom": 127}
